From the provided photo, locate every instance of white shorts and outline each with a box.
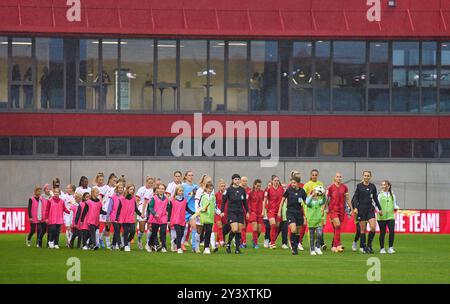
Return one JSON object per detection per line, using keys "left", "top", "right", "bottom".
{"left": 137, "top": 204, "right": 147, "bottom": 222}
{"left": 64, "top": 214, "right": 72, "bottom": 227}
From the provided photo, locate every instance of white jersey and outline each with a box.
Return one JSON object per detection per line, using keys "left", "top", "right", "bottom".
{"left": 97, "top": 185, "right": 115, "bottom": 222}
{"left": 75, "top": 186, "right": 91, "bottom": 196}
{"left": 166, "top": 181, "right": 181, "bottom": 198}
{"left": 60, "top": 192, "right": 74, "bottom": 227}
{"left": 136, "top": 186, "right": 153, "bottom": 221}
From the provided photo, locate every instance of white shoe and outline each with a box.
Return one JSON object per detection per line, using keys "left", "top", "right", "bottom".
{"left": 297, "top": 243, "right": 304, "bottom": 251}
{"left": 195, "top": 247, "right": 201, "bottom": 253}
{"left": 49, "top": 242, "right": 55, "bottom": 249}
{"left": 26, "top": 239, "right": 31, "bottom": 247}
{"left": 281, "top": 244, "right": 289, "bottom": 249}
{"left": 171, "top": 242, "right": 177, "bottom": 252}
{"left": 161, "top": 247, "right": 167, "bottom": 253}
{"left": 145, "top": 244, "right": 151, "bottom": 252}
{"left": 54, "top": 245, "right": 60, "bottom": 249}
{"left": 352, "top": 242, "right": 357, "bottom": 251}
{"left": 388, "top": 247, "right": 396, "bottom": 254}
{"left": 359, "top": 248, "right": 365, "bottom": 253}
{"left": 263, "top": 240, "right": 269, "bottom": 248}
{"left": 315, "top": 247, "right": 323, "bottom": 255}
{"left": 82, "top": 246, "right": 89, "bottom": 250}
{"left": 203, "top": 248, "right": 211, "bottom": 254}
{"left": 177, "top": 248, "right": 183, "bottom": 254}
{"left": 138, "top": 242, "right": 143, "bottom": 250}
{"left": 310, "top": 250, "right": 317, "bottom": 256}
{"left": 124, "top": 246, "right": 131, "bottom": 252}
{"left": 380, "top": 248, "right": 387, "bottom": 254}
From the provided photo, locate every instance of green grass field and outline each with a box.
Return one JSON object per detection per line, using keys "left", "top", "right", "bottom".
{"left": 1, "top": 233, "right": 449, "bottom": 284}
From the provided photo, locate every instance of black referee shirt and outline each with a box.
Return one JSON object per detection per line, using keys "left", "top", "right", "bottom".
{"left": 221, "top": 186, "right": 249, "bottom": 213}
{"left": 352, "top": 182, "right": 382, "bottom": 210}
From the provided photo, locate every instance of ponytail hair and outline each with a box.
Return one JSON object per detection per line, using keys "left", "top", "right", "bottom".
{"left": 383, "top": 180, "right": 393, "bottom": 200}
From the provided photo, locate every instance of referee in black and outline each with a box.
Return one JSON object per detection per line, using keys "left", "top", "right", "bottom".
{"left": 352, "top": 170, "right": 383, "bottom": 254}
{"left": 221, "top": 174, "right": 250, "bottom": 254}
{"left": 278, "top": 176, "right": 307, "bottom": 255}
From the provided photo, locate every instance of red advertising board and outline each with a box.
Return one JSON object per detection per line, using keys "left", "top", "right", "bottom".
{"left": 1, "top": 208, "right": 449, "bottom": 234}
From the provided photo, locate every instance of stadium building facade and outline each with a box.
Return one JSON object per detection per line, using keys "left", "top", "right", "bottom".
{"left": 0, "top": 0, "right": 450, "bottom": 210}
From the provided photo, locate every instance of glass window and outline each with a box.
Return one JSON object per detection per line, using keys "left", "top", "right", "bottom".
{"left": 291, "top": 88, "right": 313, "bottom": 111}
{"left": 319, "top": 141, "right": 340, "bottom": 157}
{"left": 393, "top": 42, "right": 419, "bottom": 66}
{"left": 156, "top": 40, "right": 177, "bottom": 112}
{"left": 414, "top": 140, "right": 436, "bottom": 158}
{"left": 279, "top": 41, "right": 290, "bottom": 111}
{"left": 227, "top": 41, "right": 248, "bottom": 112}
{"left": 293, "top": 42, "right": 313, "bottom": 86}
{"left": 209, "top": 41, "right": 225, "bottom": 112}
{"left": 11, "top": 38, "right": 34, "bottom": 109}
{"left": 314, "top": 41, "right": 331, "bottom": 111}
{"left": 421, "top": 42, "right": 437, "bottom": 112}
{"left": 279, "top": 139, "right": 297, "bottom": 157}
{"left": 36, "top": 138, "right": 55, "bottom": 154}
{"left": 333, "top": 41, "right": 366, "bottom": 111}
{"left": 343, "top": 140, "right": 367, "bottom": 157}
{"left": 369, "top": 42, "right": 388, "bottom": 85}
{"left": 84, "top": 137, "right": 106, "bottom": 156}
{"left": 0, "top": 37, "right": 7, "bottom": 108}
{"left": 120, "top": 39, "right": 154, "bottom": 111}
{"left": 180, "top": 40, "right": 207, "bottom": 112}
{"left": 391, "top": 140, "right": 412, "bottom": 158}
{"left": 440, "top": 43, "right": 450, "bottom": 112}
{"left": 0, "top": 137, "right": 9, "bottom": 155}
{"left": 79, "top": 39, "right": 99, "bottom": 110}
{"left": 369, "top": 140, "right": 389, "bottom": 158}
{"left": 58, "top": 137, "right": 83, "bottom": 156}
{"left": 298, "top": 139, "right": 318, "bottom": 157}
{"left": 108, "top": 139, "right": 128, "bottom": 155}
{"left": 250, "top": 41, "right": 278, "bottom": 111}
{"left": 156, "top": 137, "right": 174, "bottom": 156}
{"left": 101, "top": 40, "right": 118, "bottom": 111}
{"left": 392, "top": 68, "right": 419, "bottom": 112}
{"left": 368, "top": 89, "right": 389, "bottom": 112}
{"left": 441, "top": 89, "right": 450, "bottom": 112}
{"left": 64, "top": 39, "right": 78, "bottom": 109}
{"left": 440, "top": 140, "right": 450, "bottom": 158}
{"left": 11, "top": 137, "right": 33, "bottom": 155}
{"left": 291, "top": 42, "right": 313, "bottom": 111}
{"left": 130, "top": 138, "right": 155, "bottom": 156}
{"left": 36, "top": 38, "right": 64, "bottom": 109}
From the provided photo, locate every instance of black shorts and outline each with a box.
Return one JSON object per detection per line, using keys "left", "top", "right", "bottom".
{"left": 287, "top": 212, "right": 304, "bottom": 226}
{"left": 227, "top": 210, "right": 245, "bottom": 224}
{"left": 356, "top": 208, "right": 375, "bottom": 222}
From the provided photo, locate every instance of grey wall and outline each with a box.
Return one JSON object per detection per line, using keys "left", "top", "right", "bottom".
{"left": 0, "top": 160, "right": 449, "bottom": 210}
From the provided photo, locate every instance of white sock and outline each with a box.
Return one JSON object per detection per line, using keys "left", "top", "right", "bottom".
{"left": 181, "top": 224, "right": 189, "bottom": 244}
{"left": 95, "top": 229, "right": 100, "bottom": 246}
{"left": 211, "top": 232, "right": 216, "bottom": 249}
{"left": 120, "top": 235, "right": 124, "bottom": 247}
{"left": 146, "top": 231, "right": 151, "bottom": 245}
{"left": 105, "top": 235, "right": 110, "bottom": 247}
{"left": 170, "top": 229, "right": 177, "bottom": 243}
{"left": 66, "top": 230, "right": 71, "bottom": 242}
{"left": 138, "top": 231, "right": 143, "bottom": 243}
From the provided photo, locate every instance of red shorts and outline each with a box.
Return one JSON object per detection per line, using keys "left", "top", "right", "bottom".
{"left": 215, "top": 214, "right": 227, "bottom": 225}
{"left": 248, "top": 212, "right": 263, "bottom": 224}
{"left": 267, "top": 210, "right": 282, "bottom": 223}
{"left": 328, "top": 209, "right": 345, "bottom": 223}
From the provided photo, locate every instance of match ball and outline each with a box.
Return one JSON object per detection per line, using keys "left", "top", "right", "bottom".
{"left": 314, "top": 186, "right": 325, "bottom": 196}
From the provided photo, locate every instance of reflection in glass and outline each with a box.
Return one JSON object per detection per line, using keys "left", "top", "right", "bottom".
{"left": 11, "top": 38, "right": 33, "bottom": 109}
{"left": 156, "top": 40, "right": 177, "bottom": 112}
{"left": 251, "top": 41, "right": 279, "bottom": 111}
{"left": 120, "top": 39, "right": 154, "bottom": 110}
{"left": 228, "top": 41, "right": 248, "bottom": 112}
{"left": 180, "top": 40, "right": 207, "bottom": 112}
{"left": 36, "top": 38, "right": 64, "bottom": 109}
{"left": 315, "top": 41, "right": 331, "bottom": 111}
{"left": 368, "top": 89, "right": 389, "bottom": 112}
{"left": 333, "top": 41, "right": 366, "bottom": 111}
{"left": 0, "top": 37, "right": 7, "bottom": 108}
{"left": 369, "top": 42, "right": 388, "bottom": 85}
{"left": 101, "top": 40, "right": 117, "bottom": 110}
{"left": 209, "top": 41, "right": 225, "bottom": 111}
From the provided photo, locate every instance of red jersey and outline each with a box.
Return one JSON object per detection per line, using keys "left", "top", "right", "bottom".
{"left": 248, "top": 189, "right": 264, "bottom": 215}
{"left": 327, "top": 183, "right": 349, "bottom": 212}
{"left": 215, "top": 191, "right": 226, "bottom": 215}
{"left": 264, "top": 186, "right": 284, "bottom": 212}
